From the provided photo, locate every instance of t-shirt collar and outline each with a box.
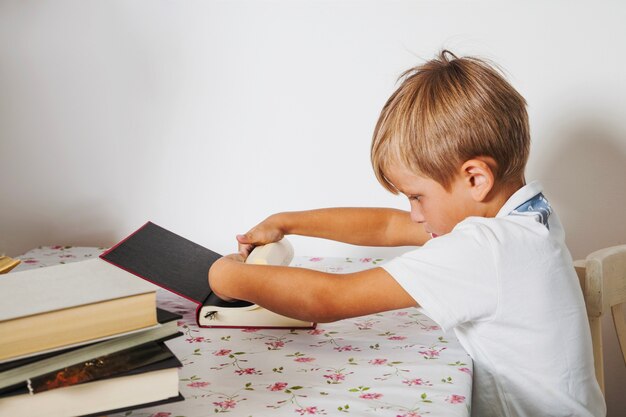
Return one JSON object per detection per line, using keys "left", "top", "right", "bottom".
{"left": 496, "top": 180, "right": 544, "bottom": 219}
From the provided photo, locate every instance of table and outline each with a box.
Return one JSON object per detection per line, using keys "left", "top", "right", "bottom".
{"left": 15, "top": 246, "right": 473, "bottom": 417}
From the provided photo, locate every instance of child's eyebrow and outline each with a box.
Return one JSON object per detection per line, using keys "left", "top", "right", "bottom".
{"left": 396, "top": 187, "right": 413, "bottom": 197}
{"left": 395, "top": 185, "right": 413, "bottom": 196}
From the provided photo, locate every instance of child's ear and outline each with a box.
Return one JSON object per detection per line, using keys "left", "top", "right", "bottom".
{"left": 460, "top": 158, "right": 495, "bottom": 202}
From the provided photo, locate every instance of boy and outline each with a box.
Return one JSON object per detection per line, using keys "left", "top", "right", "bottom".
{"left": 208, "top": 50, "right": 606, "bottom": 417}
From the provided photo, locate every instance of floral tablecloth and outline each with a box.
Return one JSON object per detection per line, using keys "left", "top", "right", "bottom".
{"left": 14, "top": 247, "right": 473, "bottom": 417}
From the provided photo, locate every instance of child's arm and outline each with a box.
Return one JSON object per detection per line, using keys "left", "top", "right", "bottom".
{"left": 237, "top": 208, "right": 430, "bottom": 256}
{"left": 209, "top": 254, "right": 418, "bottom": 323}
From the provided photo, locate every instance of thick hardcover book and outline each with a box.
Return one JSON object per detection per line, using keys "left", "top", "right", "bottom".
{"left": 100, "top": 221, "right": 314, "bottom": 329}
{"left": 0, "top": 345, "right": 183, "bottom": 417}
{"left": 0, "top": 308, "right": 182, "bottom": 394}
{"left": 29, "top": 341, "right": 174, "bottom": 393}
{"left": 0, "top": 258, "right": 158, "bottom": 362}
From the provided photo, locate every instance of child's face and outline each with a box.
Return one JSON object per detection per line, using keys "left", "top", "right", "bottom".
{"left": 386, "top": 164, "right": 477, "bottom": 237}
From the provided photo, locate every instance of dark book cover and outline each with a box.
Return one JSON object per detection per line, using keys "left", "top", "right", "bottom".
{"left": 100, "top": 222, "right": 253, "bottom": 327}
{"left": 0, "top": 345, "right": 182, "bottom": 399}
{"left": 29, "top": 341, "right": 174, "bottom": 393}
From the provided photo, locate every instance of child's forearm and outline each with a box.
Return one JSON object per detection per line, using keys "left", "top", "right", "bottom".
{"left": 208, "top": 256, "right": 418, "bottom": 323}
{"left": 274, "top": 207, "right": 429, "bottom": 246}
{"left": 209, "top": 257, "right": 343, "bottom": 322}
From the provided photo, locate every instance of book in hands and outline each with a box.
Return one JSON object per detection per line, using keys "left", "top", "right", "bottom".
{"left": 100, "top": 221, "right": 314, "bottom": 329}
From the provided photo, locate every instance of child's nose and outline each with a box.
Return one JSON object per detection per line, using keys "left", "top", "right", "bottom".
{"left": 409, "top": 202, "right": 425, "bottom": 223}
{"left": 410, "top": 211, "right": 425, "bottom": 223}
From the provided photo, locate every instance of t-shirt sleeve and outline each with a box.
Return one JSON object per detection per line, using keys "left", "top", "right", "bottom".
{"left": 382, "top": 221, "right": 498, "bottom": 331}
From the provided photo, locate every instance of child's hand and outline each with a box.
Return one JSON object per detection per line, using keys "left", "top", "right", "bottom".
{"left": 236, "top": 215, "right": 285, "bottom": 257}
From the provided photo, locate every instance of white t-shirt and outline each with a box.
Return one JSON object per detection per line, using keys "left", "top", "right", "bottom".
{"left": 382, "top": 181, "right": 606, "bottom": 417}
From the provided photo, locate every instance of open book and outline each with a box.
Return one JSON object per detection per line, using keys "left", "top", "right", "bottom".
{"left": 100, "top": 222, "right": 314, "bottom": 329}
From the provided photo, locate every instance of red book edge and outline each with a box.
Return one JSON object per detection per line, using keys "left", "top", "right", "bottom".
{"left": 100, "top": 221, "right": 316, "bottom": 330}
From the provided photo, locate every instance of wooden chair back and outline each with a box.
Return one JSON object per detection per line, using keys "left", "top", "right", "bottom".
{"left": 574, "top": 244, "right": 626, "bottom": 394}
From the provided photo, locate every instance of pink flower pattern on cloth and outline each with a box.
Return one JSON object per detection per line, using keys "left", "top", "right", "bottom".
{"left": 14, "top": 247, "right": 473, "bottom": 417}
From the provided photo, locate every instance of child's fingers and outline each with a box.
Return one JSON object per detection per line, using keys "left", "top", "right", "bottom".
{"left": 236, "top": 233, "right": 257, "bottom": 248}
{"left": 237, "top": 231, "right": 271, "bottom": 245}
{"left": 237, "top": 243, "right": 255, "bottom": 258}
{"left": 236, "top": 233, "right": 250, "bottom": 243}
{"left": 236, "top": 233, "right": 259, "bottom": 259}
{"left": 236, "top": 228, "right": 284, "bottom": 256}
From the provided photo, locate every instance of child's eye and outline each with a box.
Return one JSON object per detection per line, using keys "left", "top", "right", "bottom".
{"left": 408, "top": 195, "right": 421, "bottom": 202}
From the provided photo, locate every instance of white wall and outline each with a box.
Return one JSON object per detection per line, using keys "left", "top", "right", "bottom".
{"left": 1, "top": 0, "right": 625, "bottom": 413}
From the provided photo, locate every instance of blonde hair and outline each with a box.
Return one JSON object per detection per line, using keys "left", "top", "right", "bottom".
{"left": 371, "top": 50, "right": 530, "bottom": 192}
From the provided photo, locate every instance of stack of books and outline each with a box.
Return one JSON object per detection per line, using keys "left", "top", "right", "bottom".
{"left": 0, "top": 258, "right": 184, "bottom": 417}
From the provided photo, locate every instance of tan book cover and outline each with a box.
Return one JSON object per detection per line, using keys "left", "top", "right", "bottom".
{"left": 0, "top": 259, "right": 158, "bottom": 362}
